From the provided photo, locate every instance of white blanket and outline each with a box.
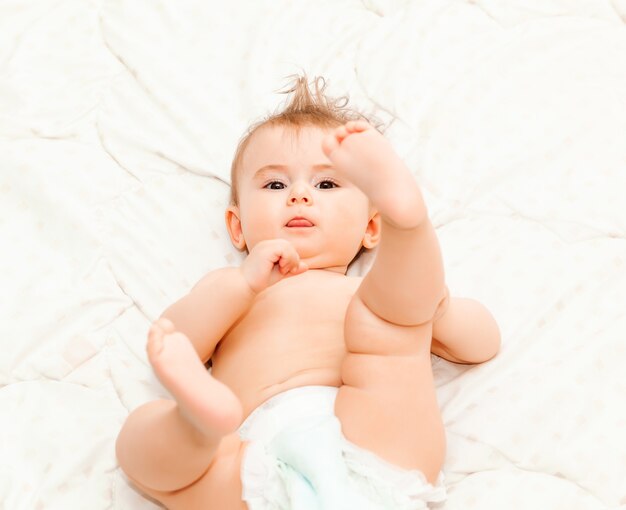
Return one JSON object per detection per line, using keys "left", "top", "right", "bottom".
{"left": 1, "top": 0, "right": 625, "bottom": 508}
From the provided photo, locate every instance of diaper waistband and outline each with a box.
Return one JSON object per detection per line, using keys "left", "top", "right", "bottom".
{"left": 238, "top": 385, "right": 339, "bottom": 442}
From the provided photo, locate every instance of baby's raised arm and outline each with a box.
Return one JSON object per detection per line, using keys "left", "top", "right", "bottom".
{"left": 159, "top": 239, "right": 307, "bottom": 362}
{"left": 159, "top": 267, "right": 256, "bottom": 363}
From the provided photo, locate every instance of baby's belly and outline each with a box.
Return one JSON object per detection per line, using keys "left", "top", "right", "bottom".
{"left": 242, "top": 367, "right": 341, "bottom": 423}
{"left": 211, "top": 343, "right": 344, "bottom": 425}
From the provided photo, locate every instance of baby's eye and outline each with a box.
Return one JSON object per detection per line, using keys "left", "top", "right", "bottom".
{"left": 316, "top": 179, "right": 339, "bottom": 190}
{"left": 264, "top": 181, "right": 286, "bottom": 190}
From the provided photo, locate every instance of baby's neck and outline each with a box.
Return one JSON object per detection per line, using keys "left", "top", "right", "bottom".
{"left": 307, "top": 266, "right": 347, "bottom": 275}
{"left": 324, "top": 266, "right": 347, "bottom": 275}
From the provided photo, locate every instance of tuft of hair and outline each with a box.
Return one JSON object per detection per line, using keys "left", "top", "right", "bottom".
{"left": 228, "top": 71, "right": 385, "bottom": 206}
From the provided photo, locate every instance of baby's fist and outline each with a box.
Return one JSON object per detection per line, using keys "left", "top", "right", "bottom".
{"left": 240, "top": 239, "right": 308, "bottom": 294}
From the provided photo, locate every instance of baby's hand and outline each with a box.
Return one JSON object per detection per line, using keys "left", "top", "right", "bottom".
{"left": 240, "top": 239, "right": 308, "bottom": 294}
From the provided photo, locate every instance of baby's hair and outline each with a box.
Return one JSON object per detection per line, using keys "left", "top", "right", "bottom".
{"left": 228, "top": 71, "right": 385, "bottom": 206}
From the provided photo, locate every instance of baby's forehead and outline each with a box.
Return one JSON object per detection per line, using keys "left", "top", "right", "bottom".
{"left": 253, "top": 123, "right": 331, "bottom": 145}
{"left": 241, "top": 124, "right": 334, "bottom": 173}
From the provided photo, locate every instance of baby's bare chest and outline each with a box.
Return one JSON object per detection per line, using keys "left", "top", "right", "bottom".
{"left": 210, "top": 272, "right": 361, "bottom": 411}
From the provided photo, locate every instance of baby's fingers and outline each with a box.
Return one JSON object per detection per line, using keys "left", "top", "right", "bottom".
{"left": 279, "top": 248, "right": 307, "bottom": 276}
{"left": 281, "top": 261, "right": 307, "bottom": 278}
{"left": 278, "top": 249, "right": 299, "bottom": 274}
{"left": 289, "top": 261, "right": 308, "bottom": 275}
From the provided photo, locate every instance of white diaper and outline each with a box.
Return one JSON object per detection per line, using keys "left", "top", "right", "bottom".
{"left": 238, "top": 385, "right": 447, "bottom": 510}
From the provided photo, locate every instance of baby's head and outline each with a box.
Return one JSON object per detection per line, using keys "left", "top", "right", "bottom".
{"left": 225, "top": 73, "right": 383, "bottom": 274}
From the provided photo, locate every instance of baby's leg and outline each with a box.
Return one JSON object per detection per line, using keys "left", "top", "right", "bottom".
{"left": 335, "top": 295, "right": 447, "bottom": 486}
{"left": 325, "top": 121, "right": 447, "bottom": 485}
{"left": 115, "top": 319, "right": 244, "bottom": 496}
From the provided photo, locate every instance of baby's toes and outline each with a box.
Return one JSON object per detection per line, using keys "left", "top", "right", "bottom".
{"left": 348, "top": 120, "right": 371, "bottom": 132}
{"left": 146, "top": 323, "right": 165, "bottom": 361}
{"left": 336, "top": 125, "right": 349, "bottom": 139}
{"left": 321, "top": 132, "right": 341, "bottom": 157}
{"left": 156, "top": 317, "right": 175, "bottom": 334}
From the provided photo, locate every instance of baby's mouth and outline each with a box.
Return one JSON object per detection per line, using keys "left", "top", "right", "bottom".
{"left": 286, "top": 217, "right": 314, "bottom": 227}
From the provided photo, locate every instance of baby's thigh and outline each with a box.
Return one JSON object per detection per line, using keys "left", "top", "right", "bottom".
{"left": 147, "top": 433, "right": 249, "bottom": 510}
{"left": 337, "top": 297, "right": 444, "bottom": 480}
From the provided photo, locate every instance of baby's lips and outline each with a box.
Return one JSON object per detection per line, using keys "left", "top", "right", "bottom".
{"left": 286, "top": 218, "right": 314, "bottom": 227}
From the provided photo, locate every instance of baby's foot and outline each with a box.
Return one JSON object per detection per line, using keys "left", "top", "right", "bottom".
{"left": 321, "top": 121, "right": 426, "bottom": 228}
{"left": 147, "top": 318, "right": 243, "bottom": 438}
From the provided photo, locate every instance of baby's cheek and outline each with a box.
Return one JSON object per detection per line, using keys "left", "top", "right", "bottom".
{"left": 337, "top": 197, "right": 369, "bottom": 225}
{"left": 335, "top": 211, "right": 368, "bottom": 246}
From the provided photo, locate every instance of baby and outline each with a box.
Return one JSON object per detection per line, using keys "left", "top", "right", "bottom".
{"left": 116, "top": 75, "right": 501, "bottom": 510}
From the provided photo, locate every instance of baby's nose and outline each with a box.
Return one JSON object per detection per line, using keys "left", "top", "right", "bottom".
{"left": 289, "top": 194, "right": 309, "bottom": 203}
{"left": 288, "top": 185, "right": 312, "bottom": 204}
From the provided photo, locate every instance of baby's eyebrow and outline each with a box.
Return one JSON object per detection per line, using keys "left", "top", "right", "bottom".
{"left": 253, "top": 164, "right": 334, "bottom": 178}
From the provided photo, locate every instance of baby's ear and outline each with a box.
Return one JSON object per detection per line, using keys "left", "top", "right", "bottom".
{"left": 225, "top": 206, "right": 247, "bottom": 251}
{"left": 362, "top": 210, "right": 381, "bottom": 249}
